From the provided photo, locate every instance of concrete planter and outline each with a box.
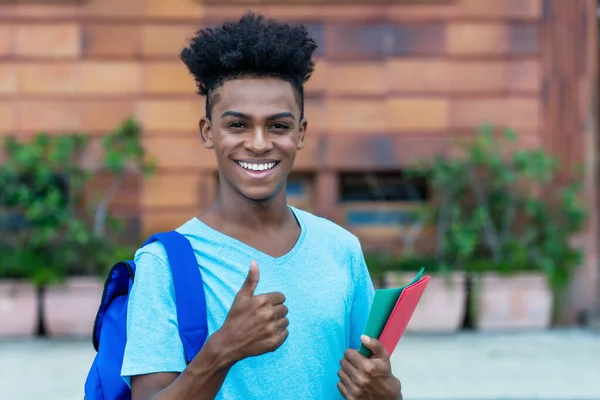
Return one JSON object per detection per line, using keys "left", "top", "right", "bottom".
{"left": 384, "top": 271, "right": 466, "bottom": 333}
{"left": 0, "top": 280, "right": 37, "bottom": 338}
{"left": 43, "top": 277, "right": 103, "bottom": 338}
{"left": 471, "top": 273, "right": 553, "bottom": 331}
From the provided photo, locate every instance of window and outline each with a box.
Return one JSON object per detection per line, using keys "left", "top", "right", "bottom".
{"left": 340, "top": 171, "right": 428, "bottom": 203}
{"left": 286, "top": 173, "right": 314, "bottom": 212}
{"left": 339, "top": 171, "right": 428, "bottom": 240}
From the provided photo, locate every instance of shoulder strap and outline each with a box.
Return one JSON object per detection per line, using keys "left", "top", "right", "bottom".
{"left": 143, "top": 231, "right": 208, "bottom": 363}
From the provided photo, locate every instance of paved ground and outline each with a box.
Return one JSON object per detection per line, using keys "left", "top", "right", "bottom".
{"left": 0, "top": 329, "right": 599, "bottom": 400}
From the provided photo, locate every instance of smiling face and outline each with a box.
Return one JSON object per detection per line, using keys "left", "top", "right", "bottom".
{"left": 199, "top": 77, "right": 307, "bottom": 202}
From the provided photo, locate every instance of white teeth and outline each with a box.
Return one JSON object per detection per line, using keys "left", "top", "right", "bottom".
{"left": 237, "top": 161, "right": 277, "bottom": 172}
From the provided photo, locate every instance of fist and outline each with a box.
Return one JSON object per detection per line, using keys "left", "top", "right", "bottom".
{"left": 219, "top": 261, "right": 289, "bottom": 361}
{"left": 338, "top": 335, "right": 402, "bottom": 400}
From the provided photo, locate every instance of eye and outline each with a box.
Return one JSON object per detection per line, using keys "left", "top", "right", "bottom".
{"left": 228, "top": 121, "right": 247, "bottom": 129}
{"left": 270, "top": 123, "right": 289, "bottom": 131}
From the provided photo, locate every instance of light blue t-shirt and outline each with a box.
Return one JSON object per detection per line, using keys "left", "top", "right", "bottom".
{"left": 121, "top": 206, "right": 374, "bottom": 399}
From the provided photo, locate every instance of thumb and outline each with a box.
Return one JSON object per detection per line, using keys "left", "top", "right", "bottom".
{"left": 238, "top": 260, "right": 260, "bottom": 297}
{"left": 361, "top": 335, "right": 390, "bottom": 360}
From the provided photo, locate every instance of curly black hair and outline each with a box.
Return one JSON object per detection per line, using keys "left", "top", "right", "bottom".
{"left": 180, "top": 12, "right": 318, "bottom": 120}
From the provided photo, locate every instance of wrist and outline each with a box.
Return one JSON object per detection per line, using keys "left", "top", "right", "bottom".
{"left": 206, "top": 327, "right": 242, "bottom": 368}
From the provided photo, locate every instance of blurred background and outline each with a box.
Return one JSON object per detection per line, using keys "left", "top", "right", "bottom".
{"left": 1, "top": 0, "right": 600, "bottom": 399}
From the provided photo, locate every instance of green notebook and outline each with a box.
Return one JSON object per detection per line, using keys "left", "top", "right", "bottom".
{"left": 359, "top": 268, "right": 425, "bottom": 357}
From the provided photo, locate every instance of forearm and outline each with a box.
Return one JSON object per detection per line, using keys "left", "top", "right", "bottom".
{"left": 150, "top": 333, "right": 237, "bottom": 400}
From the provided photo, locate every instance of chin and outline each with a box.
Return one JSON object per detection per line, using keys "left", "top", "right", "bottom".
{"left": 239, "top": 186, "right": 281, "bottom": 203}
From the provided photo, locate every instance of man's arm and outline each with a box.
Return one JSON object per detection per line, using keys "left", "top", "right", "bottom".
{"left": 131, "top": 330, "right": 234, "bottom": 400}
{"left": 124, "top": 254, "right": 288, "bottom": 400}
{"left": 338, "top": 239, "right": 402, "bottom": 399}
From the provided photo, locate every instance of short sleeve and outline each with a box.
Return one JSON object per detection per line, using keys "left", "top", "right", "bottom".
{"left": 121, "top": 243, "right": 187, "bottom": 387}
{"left": 348, "top": 239, "right": 375, "bottom": 350}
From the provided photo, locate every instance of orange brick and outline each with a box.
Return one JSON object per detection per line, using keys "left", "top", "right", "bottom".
{"left": 458, "top": 0, "right": 542, "bottom": 18}
{"left": 327, "top": 62, "right": 386, "bottom": 95}
{"left": 304, "top": 59, "right": 327, "bottom": 95}
{"left": 205, "top": 4, "right": 380, "bottom": 21}
{"left": 303, "top": 99, "right": 327, "bottom": 134}
{"left": 79, "top": 62, "right": 142, "bottom": 94}
{"left": 450, "top": 98, "right": 541, "bottom": 130}
{"left": 15, "top": 24, "right": 81, "bottom": 58}
{"left": 387, "top": 98, "right": 448, "bottom": 131}
{"left": 144, "top": 137, "right": 214, "bottom": 169}
{"left": 447, "top": 23, "right": 507, "bottom": 55}
{"left": 141, "top": 25, "right": 197, "bottom": 57}
{"left": 457, "top": 0, "right": 510, "bottom": 17}
{"left": 506, "top": 0, "right": 543, "bottom": 18}
{"left": 83, "top": 24, "right": 141, "bottom": 57}
{"left": 506, "top": 60, "right": 541, "bottom": 91}
{"left": 144, "top": 0, "right": 204, "bottom": 18}
{"left": 137, "top": 100, "right": 203, "bottom": 131}
{"left": 143, "top": 62, "right": 196, "bottom": 94}
{"left": 15, "top": 100, "right": 81, "bottom": 132}
{"left": 7, "top": 4, "right": 82, "bottom": 18}
{"left": 18, "top": 62, "right": 141, "bottom": 95}
{"left": 141, "top": 173, "right": 200, "bottom": 208}
{"left": 388, "top": 2, "right": 460, "bottom": 20}
{"left": 141, "top": 209, "right": 199, "bottom": 237}
{"left": 18, "top": 63, "right": 80, "bottom": 94}
{"left": 329, "top": 100, "right": 387, "bottom": 134}
{"left": 450, "top": 62, "right": 508, "bottom": 92}
{"left": 0, "top": 64, "right": 17, "bottom": 94}
{"left": 292, "top": 132, "right": 319, "bottom": 170}
{"left": 79, "top": 100, "right": 137, "bottom": 132}
{"left": 387, "top": 60, "right": 541, "bottom": 93}
{"left": 0, "top": 102, "right": 15, "bottom": 133}
{"left": 0, "top": 26, "right": 13, "bottom": 56}
{"left": 84, "top": 0, "right": 144, "bottom": 17}
{"left": 386, "top": 60, "right": 448, "bottom": 92}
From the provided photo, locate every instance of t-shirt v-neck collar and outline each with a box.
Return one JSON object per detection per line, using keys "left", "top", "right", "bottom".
{"left": 188, "top": 205, "right": 307, "bottom": 265}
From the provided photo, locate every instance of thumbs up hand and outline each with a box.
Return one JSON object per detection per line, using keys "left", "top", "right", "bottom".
{"left": 217, "top": 261, "right": 289, "bottom": 363}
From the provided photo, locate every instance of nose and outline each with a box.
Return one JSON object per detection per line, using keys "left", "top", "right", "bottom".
{"left": 244, "top": 127, "right": 272, "bottom": 154}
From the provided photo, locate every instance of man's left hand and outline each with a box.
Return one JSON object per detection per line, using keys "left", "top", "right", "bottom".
{"left": 337, "top": 335, "right": 402, "bottom": 400}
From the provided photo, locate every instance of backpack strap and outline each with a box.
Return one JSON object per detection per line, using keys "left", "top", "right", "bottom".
{"left": 143, "top": 231, "right": 208, "bottom": 364}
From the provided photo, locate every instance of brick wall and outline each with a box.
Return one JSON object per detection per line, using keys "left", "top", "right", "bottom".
{"left": 0, "top": 0, "right": 549, "bottom": 237}
{"left": 0, "top": 0, "right": 584, "bottom": 227}
{"left": 1, "top": 0, "right": 598, "bottom": 316}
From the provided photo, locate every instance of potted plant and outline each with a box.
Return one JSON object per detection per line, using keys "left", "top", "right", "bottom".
{"left": 43, "top": 119, "right": 155, "bottom": 338}
{"left": 357, "top": 171, "right": 467, "bottom": 333}
{"left": 419, "top": 126, "right": 587, "bottom": 330}
{"left": 0, "top": 132, "right": 90, "bottom": 337}
{"left": 0, "top": 119, "right": 156, "bottom": 338}
{"left": 0, "top": 243, "right": 38, "bottom": 338}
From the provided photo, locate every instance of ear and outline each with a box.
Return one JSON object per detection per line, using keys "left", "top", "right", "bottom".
{"left": 199, "top": 116, "right": 214, "bottom": 149}
{"left": 297, "top": 118, "right": 307, "bottom": 150}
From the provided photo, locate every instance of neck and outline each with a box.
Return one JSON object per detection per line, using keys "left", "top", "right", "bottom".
{"left": 207, "top": 183, "right": 291, "bottom": 231}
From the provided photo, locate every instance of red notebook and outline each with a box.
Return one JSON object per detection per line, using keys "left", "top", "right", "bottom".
{"left": 379, "top": 275, "right": 430, "bottom": 355}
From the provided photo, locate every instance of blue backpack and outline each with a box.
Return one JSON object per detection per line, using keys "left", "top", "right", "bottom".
{"left": 84, "top": 231, "right": 209, "bottom": 399}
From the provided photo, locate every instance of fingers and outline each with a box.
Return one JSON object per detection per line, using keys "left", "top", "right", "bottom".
{"left": 340, "top": 356, "right": 362, "bottom": 383}
{"left": 238, "top": 261, "right": 260, "bottom": 297}
{"left": 272, "top": 304, "right": 288, "bottom": 320}
{"left": 337, "top": 381, "right": 352, "bottom": 399}
{"left": 343, "top": 349, "right": 368, "bottom": 371}
{"left": 275, "top": 315, "right": 289, "bottom": 330}
{"left": 337, "top": 370, "right": 358, "bottom": 399}
{"left": 260, "top": 291, "right": 286, "bottom": 305}
{"left": 361, "top": 335, "right": 390, "bottom": 360}
{"left": 275, "top": 327, "right": 289, "bottom": 348}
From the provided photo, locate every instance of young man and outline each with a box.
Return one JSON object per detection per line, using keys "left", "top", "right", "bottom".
{"left": 121, "top": 12, "right": 402, "bottom": 400}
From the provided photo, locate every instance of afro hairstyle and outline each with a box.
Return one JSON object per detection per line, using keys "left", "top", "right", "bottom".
{"left": 180, "top": 12, "right": 318, "bottom": 120}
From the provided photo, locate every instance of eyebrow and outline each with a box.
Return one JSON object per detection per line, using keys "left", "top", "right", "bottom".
{"left": 221, "top": 111, "right": 295, "bottom": 120}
